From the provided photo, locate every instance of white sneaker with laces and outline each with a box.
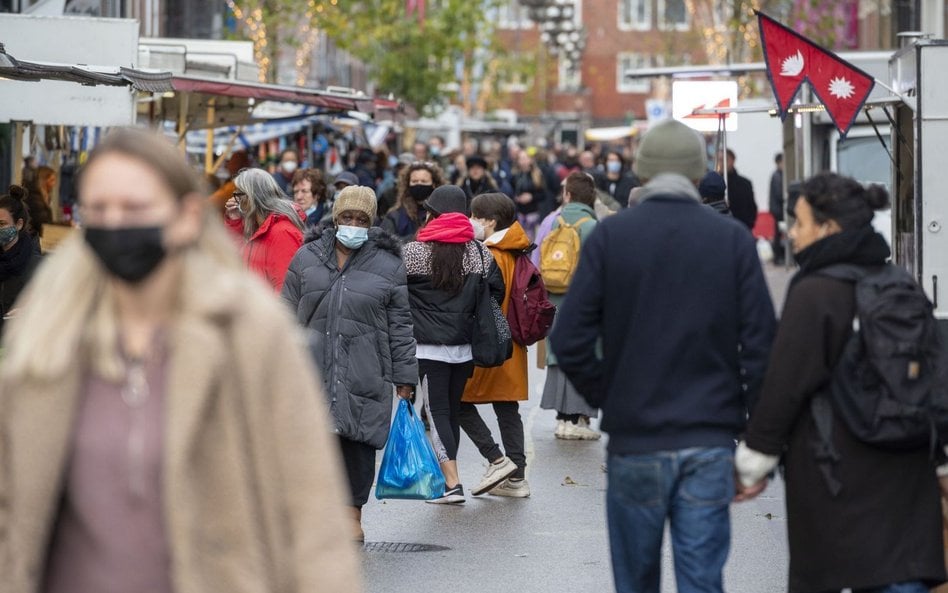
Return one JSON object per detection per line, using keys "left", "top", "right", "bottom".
{"left": 490, "top": 478, "right": 531, "bottom": 498}
{"left": 471, "top": 456, "right": 517, "bottom": 496}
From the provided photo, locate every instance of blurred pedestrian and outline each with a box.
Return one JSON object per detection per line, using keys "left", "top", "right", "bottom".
{"left": 0, "top": 185, "right": 43, "bottom": 334}
{"left": 600, "top": 151, "right": 640, "bottom": 208}
{"left": 224, "top": 168, "right": 304, "bottom": 291}
{"left": 552, "top": 119, "right": 776, "bottom": 593}
{"left": 292, "top": 168, "right": 331, "bottom": 228}
{"left": 769, "top": 153, "right": 786, "bottom": 264}
{"left": 25, "top": 166, "right": 56, "bottom": 245}
{"left": 272, "top": 148, "right": 299, "bottom": 194}
{"left": 282, "top": 185, "right": 417, "bottom": 543}
{"left": 403, "top": 186, "right": 503, "bottom": 505}
{"left": 461, "top": 192, "right": 531, "bottom": 497}
{"left": 0, "top": 128, "right": 360, "bottom": 593}
{"left": 208, "top": 151, "right": 251, "bottom": 217}
{"left": 699, "top": 171, "right": 731, "bottom": 216}
{"left": 511, "top": 151, "right": 551, "bottom": 240}
{"left": 381, "top": 161, "right": 445, "bottom": 242}
{"left": 736, "top": 173, "right": 945, "bottom": 593}
{"left": 377, "top": 152, "right": 413, "bottom": 219}
{"left": 458, "top": 155, "right": 499, "bottom": 200}
{"left": 724, "top": 148, "right": 757, "bottom": 230}
{"left": 539, "top": 172, "right": 600, "bottom": 440}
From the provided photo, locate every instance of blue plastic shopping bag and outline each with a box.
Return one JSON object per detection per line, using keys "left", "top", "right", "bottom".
{"left": 375, "top": 399, "right": 446, "bottom": 500}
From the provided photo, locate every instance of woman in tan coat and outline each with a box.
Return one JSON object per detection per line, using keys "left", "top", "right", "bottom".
{"left": 461, "top": 192, "right": 531, "bottom": 498}
{"left": 0, "top": 129, "right": 361, "bottom": 593}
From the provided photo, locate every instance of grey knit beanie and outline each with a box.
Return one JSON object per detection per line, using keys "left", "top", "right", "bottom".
{"left": 633, "top": 119, "right": 707, "bottom": 182}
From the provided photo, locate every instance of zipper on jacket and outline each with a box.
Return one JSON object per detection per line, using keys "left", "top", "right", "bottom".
{"left": 326, "top": 273, "right": 347, "bottom": 402}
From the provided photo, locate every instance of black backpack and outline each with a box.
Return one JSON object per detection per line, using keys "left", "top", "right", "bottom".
{"left": 811, "top": 263, "right": 948, "bottom": 495}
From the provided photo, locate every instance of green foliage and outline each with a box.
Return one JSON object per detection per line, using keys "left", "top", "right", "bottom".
{"left": 318, "top": 0, "right": 511, "bottom": 113}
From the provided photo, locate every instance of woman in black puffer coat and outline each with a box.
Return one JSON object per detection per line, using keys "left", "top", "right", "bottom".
{"left": 735, "top": 173, "right": 946, "bottom": 593}
{"left": 281, "top": 186, "right": 417, "bottom": 543}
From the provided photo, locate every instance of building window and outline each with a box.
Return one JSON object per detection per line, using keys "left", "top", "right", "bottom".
{"left": 499, "top": 0, "right": 533, "bottom": 30}
{"left": 618, "top": 0, "right": 651, "bottom": 31}
{"left": 617, "top": 52, "right": 652, "bottom": 94}
{"left": 558, "top": 57, "right": 581, "bottom": 92}
{"left": 658, "top": 0, "right": 689, "bottom": 31}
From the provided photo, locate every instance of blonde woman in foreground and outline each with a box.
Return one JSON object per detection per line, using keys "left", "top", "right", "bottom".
{"left": 0, "top": 128, "right": 361, "bottom": 593}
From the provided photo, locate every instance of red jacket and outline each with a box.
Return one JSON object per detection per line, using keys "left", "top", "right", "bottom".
{"left": 226, "top": 213, "right": 303, "bottom": 291}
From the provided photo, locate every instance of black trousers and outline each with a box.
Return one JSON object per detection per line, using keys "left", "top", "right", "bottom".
{"left": 419, "top": 359, "right": 475, "bottom": 461}
{"left": 338, "top": 436, "right": 377, "bottom": 508}
{"left": 459, "top": 402, "right": 526, "bottom": 479}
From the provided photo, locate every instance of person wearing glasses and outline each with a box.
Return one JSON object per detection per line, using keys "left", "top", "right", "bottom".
{"left": 380, "top": 161, "right": 446, "bottom": 242}
{"left": 224, "top": 168, "right": 304, "bottom": 292}
{"left": 281, "top": 185, "right": 417, "bottom": 542}
{"left": 0, "top": 128, "right": 361, "bottom": 593}
{"left": 291, "top": 168, "right": 331, "bottom": 228}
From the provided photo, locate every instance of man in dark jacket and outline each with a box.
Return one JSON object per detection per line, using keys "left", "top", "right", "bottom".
{"left": 550, "top": 119, "right": 776, "bottom": 593}
{"left": 725, "top": 148, "right": 758, "bottom": 230}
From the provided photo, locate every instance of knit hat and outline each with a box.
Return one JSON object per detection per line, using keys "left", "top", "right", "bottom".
{"left": 333, "top": 186, "right": 377, "bottom": 222}
{"left": 423, "top": 185, "right": 469, "bottom": 216}
{"left": 698, "top": 171, "right": 726, "bottom": 200}
{"left": 633, "top": 119, "right": 707, "bottom": 182}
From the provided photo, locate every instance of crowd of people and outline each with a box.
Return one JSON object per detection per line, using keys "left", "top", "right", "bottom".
{"left": 0, "top": 123, "right": 946, "bottom": 593}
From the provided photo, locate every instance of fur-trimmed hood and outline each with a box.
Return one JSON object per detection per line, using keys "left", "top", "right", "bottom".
{"left": 304, "top": 224, "right": 402, "bottom": 258}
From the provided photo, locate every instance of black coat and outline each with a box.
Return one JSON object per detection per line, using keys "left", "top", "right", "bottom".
{"left": 402, "top": 240, "right": 504, "bottom": 346}
{"left": 599, "top": 172, "right": 641, "bottom": 208}
{"left": 281, "top": 226, "right": 418, "bottom": 449}
{"left": 0, "top": 235, "right": 42, "bottom": 335}
{"left": 745, "top": 229, "right": 946, "bottom": 593}
{"left": 726, "top": 170, "right": 757, "bottom": 230}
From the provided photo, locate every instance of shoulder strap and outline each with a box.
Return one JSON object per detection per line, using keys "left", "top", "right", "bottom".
{"left": 817, "top": 263, "right": 874, "bottom": 283}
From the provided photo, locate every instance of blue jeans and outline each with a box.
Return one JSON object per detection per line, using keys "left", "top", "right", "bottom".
{"left": 852, "top": 582, "right": 929, "bottom": 593}
{"left": 607, "top": 447, "right": 734, "bottom": 593}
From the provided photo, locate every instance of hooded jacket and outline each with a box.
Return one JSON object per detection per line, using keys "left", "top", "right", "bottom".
{"left": 226, "top": 212, "right": 303, "bottom": 292}
{"left": 462, "top": 221, "right": 531, "bottom": 403}
{"left": 281, "top": 226, "right": 417, "bottom": 449}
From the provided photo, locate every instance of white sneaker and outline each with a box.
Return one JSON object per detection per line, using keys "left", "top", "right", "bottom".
{"left": 562, "top": 418, "right": 601, "bottom": 441}
{"left": 554, "top": 419, "right": 568, "bottom": 439}
{"left": 490, "top": 478, "right": 531, "bottom": 498}
{"left": 471, "top": 456, "right": 518, "bottom": 496}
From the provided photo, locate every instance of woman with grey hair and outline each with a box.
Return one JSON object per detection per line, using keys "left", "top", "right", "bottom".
{"left": 225, "top": 167, "right": 304, "bottom": 291}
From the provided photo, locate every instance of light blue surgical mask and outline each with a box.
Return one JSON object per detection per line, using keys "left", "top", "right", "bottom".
{"left": 336, "top": 225, "right": 368, "bottom": 249}
{"left": 606, "top": 161, "right": 622, "bottom": 174}
{"left": 305, "top": 205, "right": 318, "bottom": 216}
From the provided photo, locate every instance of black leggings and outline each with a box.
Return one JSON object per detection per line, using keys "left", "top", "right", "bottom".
{"left": 418, "top": 359, "right": 474, "bottom": 461}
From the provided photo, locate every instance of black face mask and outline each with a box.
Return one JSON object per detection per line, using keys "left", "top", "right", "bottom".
{"left": 84, "top": 226, "right": 167, "bottom": 284}
{"left": 408, "top": 184, "right": 434, "bottom": 202}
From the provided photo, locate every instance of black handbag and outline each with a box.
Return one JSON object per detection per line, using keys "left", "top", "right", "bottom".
{"left": 471, "top": 250, "right": 513, "bottom": 368}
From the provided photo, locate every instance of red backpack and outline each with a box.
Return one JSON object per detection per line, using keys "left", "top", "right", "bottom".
{"left": 506, "top": 253, "right": 556, "bottom": 346}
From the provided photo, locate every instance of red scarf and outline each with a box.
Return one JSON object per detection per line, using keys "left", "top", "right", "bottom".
{"left": 415, "top": 212, "right": 474, "bottom": 244}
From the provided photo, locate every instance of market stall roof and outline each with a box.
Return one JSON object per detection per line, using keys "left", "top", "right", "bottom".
{"left": 0, "top": 43, "right": 402, "bottom": 119}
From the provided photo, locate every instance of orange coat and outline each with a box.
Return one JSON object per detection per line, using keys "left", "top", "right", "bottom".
{"left": 462, "top": 221, "right": 530, "bottom": 403}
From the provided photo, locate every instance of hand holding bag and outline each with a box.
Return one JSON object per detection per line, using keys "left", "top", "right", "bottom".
{"left": 375, "top": 399, "right": 446, "bottom": 500}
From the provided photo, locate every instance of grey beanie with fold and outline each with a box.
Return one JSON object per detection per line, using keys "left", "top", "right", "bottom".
{"left": 633, "top": 119, "right": 707, "bottom": 182}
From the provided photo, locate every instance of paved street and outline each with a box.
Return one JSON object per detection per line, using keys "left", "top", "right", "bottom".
{"left": 361, "top": 262, "right": 795, "bottom": 593}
